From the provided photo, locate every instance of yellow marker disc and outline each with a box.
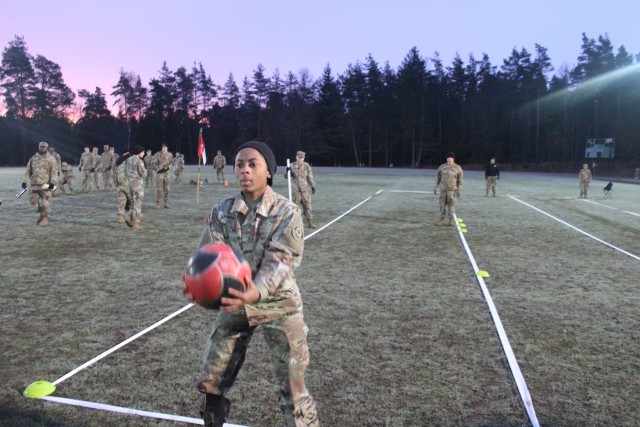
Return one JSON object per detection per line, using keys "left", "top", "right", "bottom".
{"left": 23, "top": 381, "right": 56, "bottom": 398}
{"left": 476, "top": 270, "right": 490, "bottom": 278}
{"left": 458, "top": 223, "right": 466, "bottom": 227}
{"left": 460, "top": 228, "right": 467, "bottom": 233}
{"left": 456, "top": 218, "right": 463, "bottom": 222}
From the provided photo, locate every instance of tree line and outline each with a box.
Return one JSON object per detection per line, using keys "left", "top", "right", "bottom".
{"left": 1, "top": 34, "right": 638, "bottom": 170}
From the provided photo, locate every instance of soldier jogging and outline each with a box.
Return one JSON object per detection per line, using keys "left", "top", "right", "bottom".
{"left": 285, "top": 150, "right": 317, "bottom": 229}
{"left": 21, "top": 141, "right": 58, "bottom": 226}
{"left": 434, "top": 151, "right": 463, "bottom": 226}
{"left": 151, "top": 144, "right": 173, "bottom": 208}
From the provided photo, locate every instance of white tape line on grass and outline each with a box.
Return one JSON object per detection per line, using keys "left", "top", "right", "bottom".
{"left": 305, "top": 189, "right": 384, "bottom": 239}
{"left": 454, "top": 214, "right": 540, "bottom": 427}
{"left": 52, "top": 303, "right": 195, "bottom": 386}
{"left": 41, "top": 396, "right": 244, "bottom": 426}
{"left": 581, "top": 199, "right": 640, "bottom": 217}
{"left": 510, "top": 196, "right": 640, "bottom": 262}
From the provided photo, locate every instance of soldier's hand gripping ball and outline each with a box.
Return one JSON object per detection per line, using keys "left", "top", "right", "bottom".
{"left": 181, "top": 243, "right": 252, "bottom": 309}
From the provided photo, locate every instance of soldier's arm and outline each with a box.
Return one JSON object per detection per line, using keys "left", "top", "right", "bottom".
{"left": 306, "top": 164, "right": 316, "bottom": 187}
{"left": 22, "top": 159, "right": 32, "bottom": 183}
{"left": 457, "top": 168, "right": 464, "bottom": 190}
{"left": 253, "top": 205, "right": 303, "bottom": 302}
{"left": 49, "top": 158, "right": 58, "bottom": 185}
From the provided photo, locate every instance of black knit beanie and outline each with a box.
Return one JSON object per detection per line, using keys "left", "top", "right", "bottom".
{"left": 132, "top": 145, "right": 145, "bottom": 155}
{"left": 235, "top": 141, "right": 277, "bottom": 186}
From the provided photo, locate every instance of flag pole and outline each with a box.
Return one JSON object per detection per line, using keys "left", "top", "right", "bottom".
{"left": 196, "top": 154, "right": 201, "bottom": 205}
{"left": 286, "top": 158, "right": 292, "bottom": 202}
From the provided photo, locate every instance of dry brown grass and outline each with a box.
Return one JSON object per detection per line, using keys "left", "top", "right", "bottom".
{"left": 0, "top": 166, "right": 639, "bottom": 426}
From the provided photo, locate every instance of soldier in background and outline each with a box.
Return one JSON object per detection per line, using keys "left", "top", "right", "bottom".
{"left": 144, "top": 149, "right": 155, "bottom": 187}
{"left": 485, "top": 156, "right": 500, "bottom": 197}
{"left": 110, "top": 147, "right": 119, "bottom": 188}
{"left": 21, "top": 141, "right": 58, "bottom": 225}
{"left": 286, "top": 151, "right": 317, "bottom": 228}
{"left": 578, "top": 163, "right": 592, "bottom": 199}
{"left": 92, "top": 147, "right": 101, "bottom": 190}
{"left": 79, "top": 146, "right": 96, "bottom": 192}
{"left": 100, "top": 144, "right": 116, "bottom": 191}
{"left": 115, "top": 150, "right": 131, "bottom": 224}
{"left": 125, "top": 145, "right": 147, "bottom": 230}
{"left": 213, "top": 150, "right": 226, "bottom": 183}
{"left": 435, "top": 152, "right": 463, "bottom": 226}
{"left": 48, "top": 146, "right": 62, "bottom": 172}
{"left": 56, "top": 161, "right": 76, "bottom": 195}
{"left": 151, "top": 143, "right": 173, "bottom": 208}
{"left": 174, "top": 153, "right": 185, "bottom": 184}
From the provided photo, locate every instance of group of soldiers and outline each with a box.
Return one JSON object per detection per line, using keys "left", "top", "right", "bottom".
{"left": 20, "top": 142, "right": 189, "bottom": 228}
{"left": 18, "top": 141, "right": 326, "bottom": 232}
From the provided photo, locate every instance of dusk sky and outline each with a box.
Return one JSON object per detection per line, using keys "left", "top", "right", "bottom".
{"left": 2, "top": 0, "right": 639, "bottom": 111}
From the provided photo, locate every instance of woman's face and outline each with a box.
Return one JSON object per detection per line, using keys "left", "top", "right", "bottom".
{"left": 234, "top": 147, "right": 270, "bottom": 200}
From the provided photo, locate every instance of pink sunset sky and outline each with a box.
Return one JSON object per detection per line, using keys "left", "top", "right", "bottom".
{"left": 1, "top": 0, "right": 639, "bottom": 112}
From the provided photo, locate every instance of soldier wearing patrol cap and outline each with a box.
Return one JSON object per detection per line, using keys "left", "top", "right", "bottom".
{"left": 435, "top": 151, "right": 463, "bottom": 226}
{"left": 21, "top": 141, "right": 58, "bottom": 225}
{"left": 286, "top": 150, "right": 317, "bottom": 228}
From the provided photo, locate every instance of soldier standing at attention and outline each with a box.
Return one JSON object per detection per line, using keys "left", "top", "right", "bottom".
{"left": 190, "top": 141, "right": 318, "bottom": 427}
{"left": 152, "top": 144, "right": 173, "bottom": 208}
{"left": 435, "top": 152, "right": 463, "bottom": 226}
{"left": 125, "top": 146, "right": 147, "bottom": 229}
{"left": 56, "top": 161, "right": 76, "bottom": 195}
{"left": 79, "top": 146, "right": 96, "bottom": 192}
{"left": 286, "top": 151, "right": 317, "bottom": 229}
{"left": 144, "top": 149, "right": 154, "bottom": 187}
{"left": 110, "top": 147, "right": 119, "bottom": 188}
{"left": 100, "top": 144, "right": 115, "bottom": 191}
{"left": 115, "top": 150, "right": 131, "bottom": 224}
{"left": 213, "top": 150, "right": 226, "bottom": 183}
{"left": 92, "top": 147, "right": 101, "bottom": 190}
{"left": 21, "top": 141, "right": 58, "bottom": 225}
{"left": 485, "top": 156, "right": 500, "bottom": 197}
{"left": 174, "top": 153, "right": 185, "bottom": 183}
{"left": 578, "top": 163, "right": 592, "bottom": 199}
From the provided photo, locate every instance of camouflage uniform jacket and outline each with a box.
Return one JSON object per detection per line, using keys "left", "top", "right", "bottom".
{"left": 143, "top": 154, "right": 154, "bottom": 171}
{"left": 101, "top": 151, "right": 115, "bottom": 171}
{"left": 175, "top": 156, "right": 184, "bottom": 171}
{"left": 23, "top": 153, "right": 58, "bottom": 186}
{"left": 79, "top": 152, "right": 96, "bottom": 170}
{"left": 579, "top": 169, "right": 592, "bottom": 183}
{"left": 61, "top": 163, "right": 75, "bottom": 180}
{"left": 92, "top": 153, "right": 101, "bottom": 172}
{"left": 125, "top": 155, "right": 147, "bottom": 187}
{"left": 152, "top": 151, "right": 173, "bottom": 172}
{"left": 290, "top": 161, "right": 315, "bottom": 192}
{"left": 199, "top": 186, "right": 305, "bottom": 327}
{"left": 436, "top": 162, "right": 463, "bottom": 192}
{"left": 213, "top": 154, "right": 226, "bottom": 169}
{"left": 116, "top": 161, "right": 128, "bottom": 187}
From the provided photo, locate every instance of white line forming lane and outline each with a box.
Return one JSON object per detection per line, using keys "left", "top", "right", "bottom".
{"left": 453, "top": 214, "right": 540, "bottom": 427}
{"left": 510, "top": 196, "right": 640, "bottom": 262}
{"left": 581, "top": 199, "right": 640, "bottom": 217}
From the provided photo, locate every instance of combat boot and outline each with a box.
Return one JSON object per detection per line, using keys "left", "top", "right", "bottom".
{"left": 131, "top": 223, "right": 143, "bottom": 230}
{"left": 307, "top": 219, "right": 317, "bottom": 229}
{"left": 117, "top": 214, "right": 126, "bottom": 223}
{"left": 164, "top": 202, "right": 171, "bottom": 209}
{"left": 201, "top": 394, "right": 231, "bottom": 427}
{"left": 155, "top": 201, "right": 161, "bottom": 209}
{"left": 125, "top": 215, "right": 133, "bottom": 228}
{"left": 37, "top": 216, "right": 48, "bottom": 226}
{"left": 435, "top": 218, "right": 445, "bottom": 226}
{"left": 448, "top": 217, "right": 454, "bottom": 226}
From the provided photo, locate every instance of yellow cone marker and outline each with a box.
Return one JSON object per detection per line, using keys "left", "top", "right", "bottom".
{"left": 23, "top": 381, "right": 56, "bottom": 398}
{"left": 476, "top": 270, "right": 490, "bottom": 278}
{"left": 460, "top": 228, "right": 467, "bottom": 233}
{"left": 458, "top": 222, "right": 466, "bottom": 227}
{"left": 456, "top": 218, "right": 463, "bottom": 222}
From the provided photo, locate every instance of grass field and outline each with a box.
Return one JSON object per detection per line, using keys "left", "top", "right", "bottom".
{"left": 1, "top": 164, "right": 639, "bottom": 427}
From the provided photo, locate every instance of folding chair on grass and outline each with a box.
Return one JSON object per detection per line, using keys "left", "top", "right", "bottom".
{"left": 602, "top": 182, "right": 613, "bottom": 199}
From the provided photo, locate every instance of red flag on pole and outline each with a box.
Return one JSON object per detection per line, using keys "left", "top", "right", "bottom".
{"left": 198, "top": 128, "right": 207, "bottom": 165}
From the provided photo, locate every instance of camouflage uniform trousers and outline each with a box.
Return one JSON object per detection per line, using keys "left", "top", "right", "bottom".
{"left": 57, "top": 177, "right": 75, "bottom": 195}
{"left": 102, "top": 170, "right": 114, "bottom": 191}
{"left": 128, "top": 184, "right": 144, "bottom": 224}
{"left": 198, "top": 310, "right": 319, "bottom": 427}
{"left": 175, "top": 169, "right": 183, "bottom": 184}
{"left": 94, "top": 168, "right": 101, "bottom": 190}
{"left": 486, "top": 176, "right": 497, "bottom": 196}
{"left": 146, "top": 169, "right": 156, "bottom": 187}
{"left": 29, "top": 185, "right": 53, "bottom": 219}
{"left": 216, "top": 167, "right": 225, "bottom": 182}
{"left": 580, "top": 181, "right": 590, "bottom": 198}
{"left": 439, "top": 190, "right": 457, "bottom": 221}
{"left": 117, "top": 183, "right": 129, "bottom": 216}
{"left": 293, "top": 190, "right": 313, "bottom": 223}
{"left": 156, "top": 171, "right": 170, "bottom": 204}
{"left": 82, "top": 170, "right": 96, "bottom": 192}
